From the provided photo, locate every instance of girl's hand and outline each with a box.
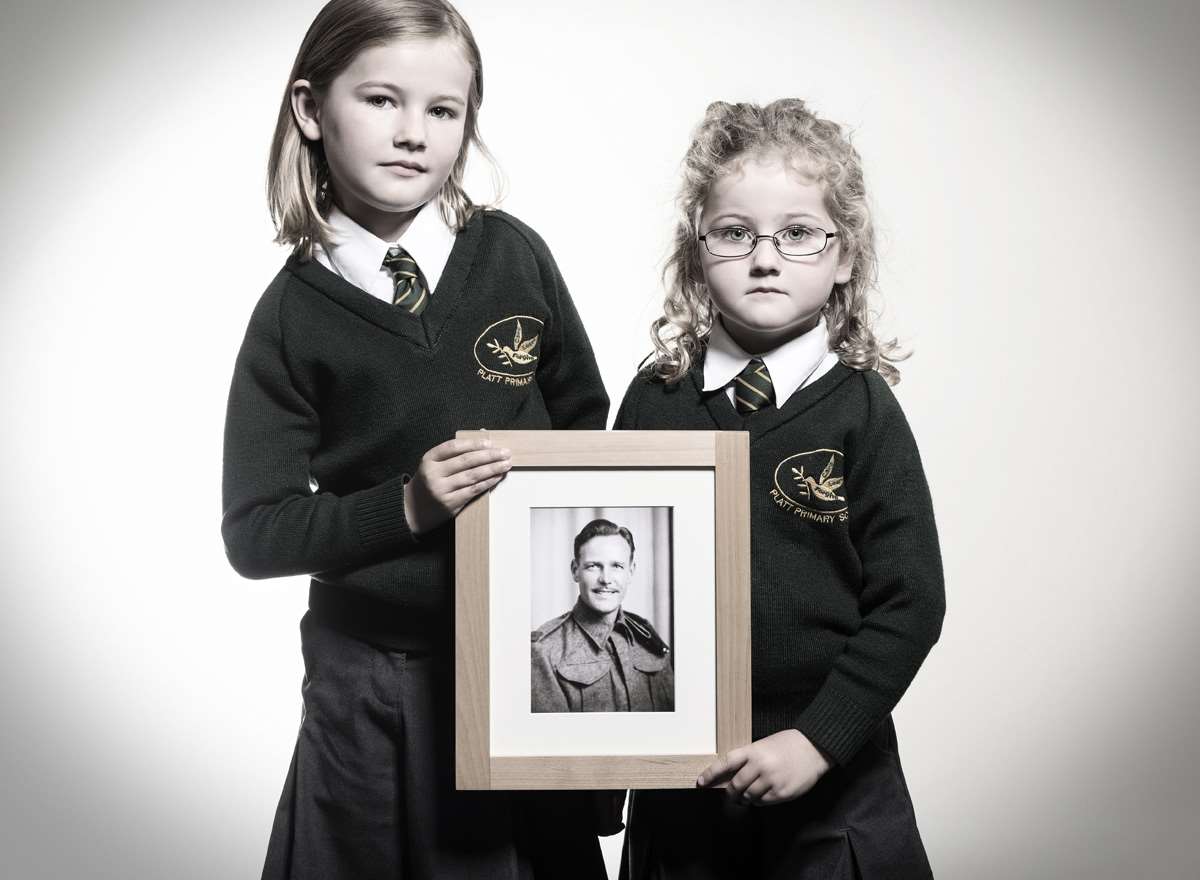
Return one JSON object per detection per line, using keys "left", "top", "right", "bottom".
{"left": 403, "top": 438, "right": 512, "bottom": 536}
{"left": 696, "top": 729, "right": 831, "bottom": 806}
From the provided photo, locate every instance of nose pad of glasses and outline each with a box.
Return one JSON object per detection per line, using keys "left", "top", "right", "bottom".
{"left": 749, "top": 235, "right": 782, "bottom": 265}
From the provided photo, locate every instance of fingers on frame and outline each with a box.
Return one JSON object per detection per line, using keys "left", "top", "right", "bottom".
{"left": 728, "top": 764, "right": 759, "bottom": 798}
{"left": 715, "top": 749, "right": 748, "bottom": 777}
{"left": 742, "top": 777, "right": 773, "bottom": 804}
{"left": 445, "top": 474, "right": 505, "bottom": 508}
{"left": 439, "top": 448, "right": 511, "bottom": 478}
{"left": 447, "top": 461, "right": 511, "bottom": 491}
{"left": 429, "top": 437, "right": 491, "bottom": 462}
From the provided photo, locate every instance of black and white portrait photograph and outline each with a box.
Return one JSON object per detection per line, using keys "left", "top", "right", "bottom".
{"left": 3, "top": 0, "right": 1200, "bottom": 878}
{"left": 487, "top": 468, "right": 717, "bottom": 767}
{"left": 529, "top": 509, "right": 675, "bottom": 714}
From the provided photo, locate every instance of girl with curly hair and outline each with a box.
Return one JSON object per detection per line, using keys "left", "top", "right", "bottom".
{"left": 616, "top": 99, "right": 945, "bottom": 879}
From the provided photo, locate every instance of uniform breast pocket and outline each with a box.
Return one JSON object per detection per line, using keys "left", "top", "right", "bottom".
{"left": 555, "top": 661, "right": 611, "bottom": 712}
{"left": 633, "top": 654, "right": 675, "bottom": 712}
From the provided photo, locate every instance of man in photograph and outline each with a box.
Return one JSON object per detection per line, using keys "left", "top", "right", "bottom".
{"left": 531, "top": 518, "right": 674, "bottom": 712}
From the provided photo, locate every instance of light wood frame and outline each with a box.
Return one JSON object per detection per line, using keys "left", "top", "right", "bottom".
{"left": 455, "top": 429, "right": 751, "bottom": 790}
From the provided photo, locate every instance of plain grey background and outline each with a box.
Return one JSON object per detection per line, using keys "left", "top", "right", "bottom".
{"left": 2, "top": 1, "right": 1198, "bottom": 878}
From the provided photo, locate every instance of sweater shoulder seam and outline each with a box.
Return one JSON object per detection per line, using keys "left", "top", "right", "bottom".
{"left": 481, "top": 209, "right": 545, "bottom": 260}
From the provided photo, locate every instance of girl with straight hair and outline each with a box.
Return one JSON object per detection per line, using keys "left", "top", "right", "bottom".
{"left": 223, "top": 1, "right": 611, "bottom": 876}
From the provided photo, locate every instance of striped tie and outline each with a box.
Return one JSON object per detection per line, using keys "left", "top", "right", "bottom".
{"left": 733, "top": 357, "right": 774, "bottom": 415}
{"left": 381, "top": 245, "right": 428, "bottom": 315}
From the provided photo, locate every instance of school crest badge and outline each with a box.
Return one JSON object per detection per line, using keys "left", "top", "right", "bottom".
{"left": 770, "top": 449, "right": 849, "bottom": 524}
{"left": 474, "top": 315, "right": 543, "bottom": 386}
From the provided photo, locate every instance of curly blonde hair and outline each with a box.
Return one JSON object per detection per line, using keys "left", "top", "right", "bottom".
{"left": 651, "top": 98, "right": 904, "bottom": 385}
{"left": 266, "top": 0, "right": 500, "bottom": 259}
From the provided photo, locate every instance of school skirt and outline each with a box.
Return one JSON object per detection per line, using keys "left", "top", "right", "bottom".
{"left": 262, "top": 611, "right": 607, "bottom": 880}
{"left": 619, "top": 716, "right": 932, "bottom": 880}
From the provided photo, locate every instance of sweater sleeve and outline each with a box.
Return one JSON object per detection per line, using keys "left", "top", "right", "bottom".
{"left": 220, "top": 284, "right": 418, "bottom": 580}
{"left": 532, "top": 244, "right": 609, "bottom": 430}
{"left": 612, "top": 373, "right": 645, "bottom": 430}
{"left": 794, "top": 375, "right": 946, "bottom": 765}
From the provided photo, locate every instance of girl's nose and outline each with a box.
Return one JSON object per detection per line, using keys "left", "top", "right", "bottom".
{"left": 393, "top": 111, "right": 427, "bottom": 150}
{"left": 749, "top": 237, "right": 781, "bottom": 274}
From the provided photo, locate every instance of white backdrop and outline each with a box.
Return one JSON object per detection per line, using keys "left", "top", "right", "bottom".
{"left": 2, "top": 1, "right": 1199, "bottom": 878}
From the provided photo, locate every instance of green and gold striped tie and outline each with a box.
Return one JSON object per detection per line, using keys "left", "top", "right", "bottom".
{"left": 733, "top": 357, "right": 774, "bottom": 415}
{"left": 381, "top": 245, "right": 428, "bottom": 315}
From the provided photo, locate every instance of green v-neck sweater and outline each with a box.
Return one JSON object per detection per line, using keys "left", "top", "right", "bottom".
{"left": 614, "top": 360, "right": 944, "bottom": 766}
{"left": 222, "top": 210, "right": 609, "bottom": 648}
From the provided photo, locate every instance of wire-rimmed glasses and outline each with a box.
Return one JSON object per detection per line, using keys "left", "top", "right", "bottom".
{"left": 698, "top": 225, "right": 840, "bottom": 258}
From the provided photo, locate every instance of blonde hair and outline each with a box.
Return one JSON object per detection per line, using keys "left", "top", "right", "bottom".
{"left": 651, "top": 99, "right": 905, "bottom": 385}
{"left": 266, "top": 0, "right": 499, "bottom": 258}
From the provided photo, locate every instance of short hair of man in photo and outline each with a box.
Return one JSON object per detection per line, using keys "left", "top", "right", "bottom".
{"left": 572, "top": 518, "right": 635, "bottom": 562}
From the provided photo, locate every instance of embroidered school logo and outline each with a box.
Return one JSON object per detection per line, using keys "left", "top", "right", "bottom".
{"left": 770, "top": 449, "right": 849, "bottom": 524}
{"left": 474, "top": 315, "right": 543, "bottom": 386}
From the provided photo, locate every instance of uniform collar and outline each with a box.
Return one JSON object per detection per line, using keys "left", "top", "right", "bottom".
{"left": 316, "top": 203, "right": 456, "bottom": 296}
{"left": 571, "top": 598, "right": 625, "bottom": 648}
{"left": 702, "top": 315, "right": 832, "bottom": 408}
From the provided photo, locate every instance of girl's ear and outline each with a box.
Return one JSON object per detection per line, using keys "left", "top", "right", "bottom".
{"left": 290, "top": 80, "right": 322, "bottom": 141}
{"left": 834, "top": 245, "right": 853, "bottom": 286}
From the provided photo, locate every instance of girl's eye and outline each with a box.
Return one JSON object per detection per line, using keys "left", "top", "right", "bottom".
{"left": 719, "top": 227, "right": 750, "bottom": 242}
{"left": 429, "top": 106, "right": 458, "bottom": 120}
{"left": 783, "top": 226, "right": 814, "bottom": 241}
{"left": 365, "top": 95, "right": 393, "bottom": 108}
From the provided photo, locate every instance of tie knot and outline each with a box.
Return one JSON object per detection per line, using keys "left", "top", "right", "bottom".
{"left": 382, "top": 244, "right": 416, "bottom": 273}
{"left": 381, "top": 245, "right": 428, "bottom": 314}
{"left": 733, "top": 357, "right": 774, "bottom": 415}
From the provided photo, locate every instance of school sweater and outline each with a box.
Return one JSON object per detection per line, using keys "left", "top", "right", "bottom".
{"left": 614, "top": 359, "right": 944, "bottom": 766}
{"left": 222, "top": 210, "right": 609, "bottom": 649}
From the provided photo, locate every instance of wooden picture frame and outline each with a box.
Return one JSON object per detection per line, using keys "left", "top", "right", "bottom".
{"left": 455, "top": 429, "right": 751, "bottom": 789}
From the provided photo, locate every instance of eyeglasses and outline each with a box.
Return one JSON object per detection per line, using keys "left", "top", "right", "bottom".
{"left": 698, "top": 225, "right": 840, "bottom": 258}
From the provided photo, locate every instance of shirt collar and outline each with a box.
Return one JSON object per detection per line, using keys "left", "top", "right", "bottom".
{"left": 395, "top": 201, "right": 455, "bottom": 293}
{"left": 318, "top": 203, "right": 456, "bottom": 295}
{"left": 702, "top": 315, "right": 832, "bottom": 408}
{"left": 571, "top": 598, "right": 625, "bottom": 648}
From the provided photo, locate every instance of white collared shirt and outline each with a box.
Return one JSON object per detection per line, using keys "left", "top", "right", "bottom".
{"left": 314, "top": 204, "right": 457, "bottom": 304}
{"left": 703, "top": 316, "right": 839, "bottom": 409}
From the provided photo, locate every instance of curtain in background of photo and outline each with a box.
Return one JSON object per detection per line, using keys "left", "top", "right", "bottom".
{"left": 529, "top": 507, "right": 673, "bottom": 648}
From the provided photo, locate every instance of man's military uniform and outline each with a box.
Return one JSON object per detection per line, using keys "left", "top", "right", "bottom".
{"left": 531, "top": 600, "right": 674, "bottom": 712}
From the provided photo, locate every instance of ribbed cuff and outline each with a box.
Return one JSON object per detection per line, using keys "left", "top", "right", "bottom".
{"left": 793, "top": 687, "right": 879, "bottom": 767}
{"left": 354, "top": 475, "right": 415, "bottom": 552}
